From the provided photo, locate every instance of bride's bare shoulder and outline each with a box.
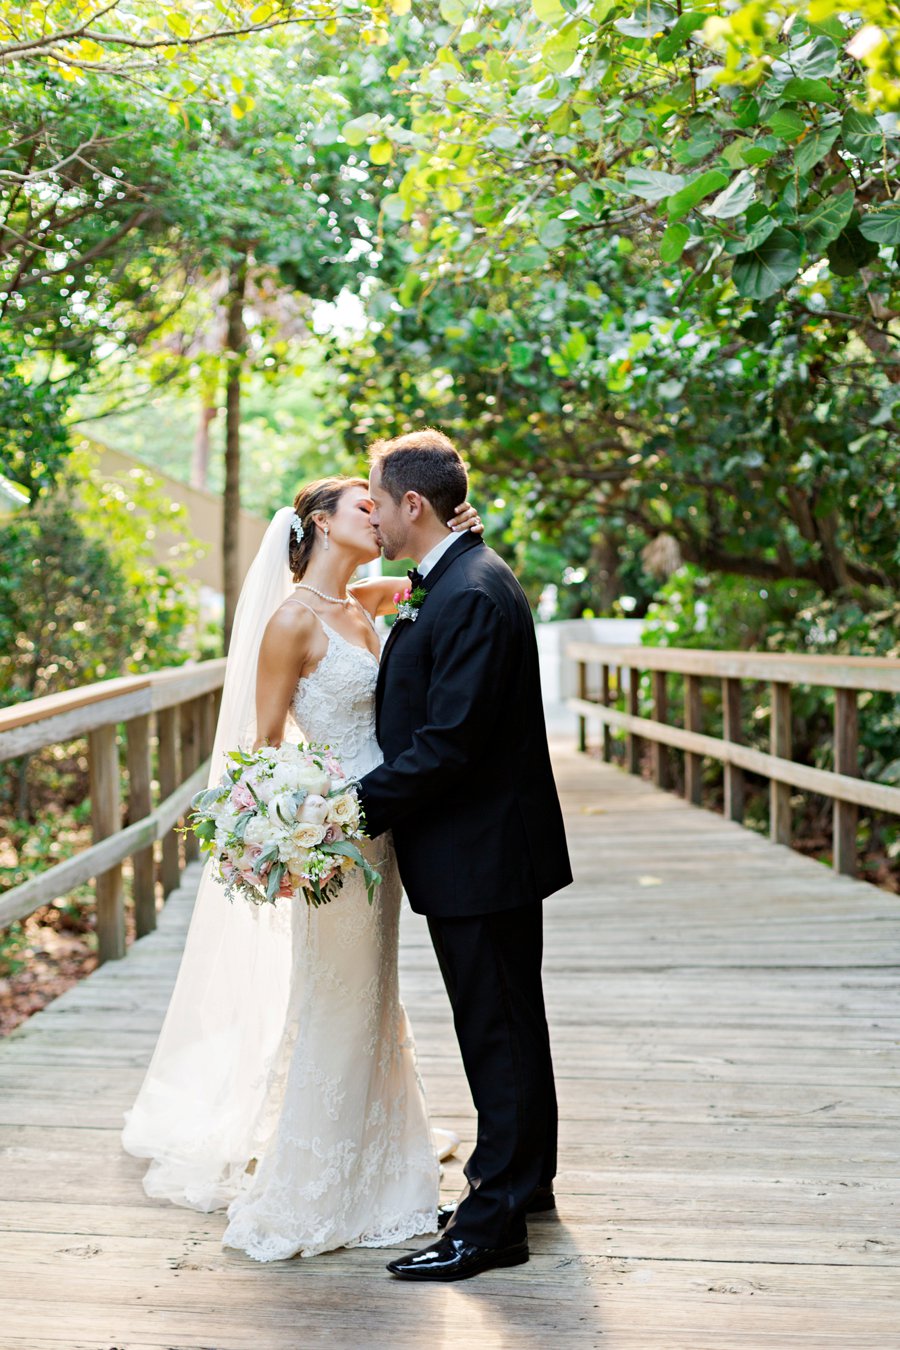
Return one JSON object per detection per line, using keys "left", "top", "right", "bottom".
{"left": 261, "top": 598, "right": 320, "bottom": 648}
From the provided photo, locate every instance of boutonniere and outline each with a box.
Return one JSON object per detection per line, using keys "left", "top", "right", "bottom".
{"left": 393, "top": 584, "right": 427, "bottom": 623}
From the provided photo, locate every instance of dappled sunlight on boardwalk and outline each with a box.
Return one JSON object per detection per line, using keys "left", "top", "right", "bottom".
{"left": 1, "top": 742, "right": 898, "bottom": 1348}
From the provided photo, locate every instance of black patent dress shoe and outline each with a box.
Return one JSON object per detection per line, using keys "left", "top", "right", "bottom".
{"left": 437, "top": 1186, "right": 556, "bottom": 1231}
{"left": 386, "top": 1233, "right": 529, "bottom": 1282}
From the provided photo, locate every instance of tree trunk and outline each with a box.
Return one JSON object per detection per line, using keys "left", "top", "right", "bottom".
{"left": 191, "top": 399, "right": 217, "bottom": 490}
{"left": 222, "top": 253, "right": 248, "bottom": 653}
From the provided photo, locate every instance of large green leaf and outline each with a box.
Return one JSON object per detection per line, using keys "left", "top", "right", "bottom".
{"left": 623, "top": 168, "right": 686, "bottom": 202}
{"left": 656, "top": 11, "right": 706, "bottom": 61}
{"left": 704, "top": 171, "right": 756, "bottom": 220}
{"left": 768, "top": 108, "right": 806, "bottom": 142}
{"left": 859, "top": 203, "right": 900, "bottom": 245}
{"left": 784, "top": 35, "right": 839, "bottom": 80}
{"left": 541, "top": 27, "right": 581, "bottom": 72}
{"left": 826, "top": 225, "right": 880, "bottom": 276}
{"left": 781, "top": 77, "right": 836, "bottom": 104}
{"left": 667, "top": 170, "right": 729, "bottom": 219}
{"left": 795, "top": 123, "right": 840, "bottom": 176}
{"left": 732, "top": 228, "right": 802, "bottom": 298}
{"left": 614, "top": 5, "right": 674, "bottom": 39}
{"left": 538, "top": 217, "right": 567, "bottom": 248}
{"left": 659, "top": 221, "right": 690, "bottom": 262}
{"left": 801, "top": 190, "right": 855, "bottom": 253}
{"left": 841, "top": 110, "right": 883, "bottom": 163}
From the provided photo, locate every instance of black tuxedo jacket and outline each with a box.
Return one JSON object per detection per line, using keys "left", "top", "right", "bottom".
{"left": 358, "top": 533, "right": 572, "bottom": 918}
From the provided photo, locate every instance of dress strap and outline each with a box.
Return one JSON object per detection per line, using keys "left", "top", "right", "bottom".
{"left": 286, "top": 596, "right": 330, "bottom": 634}
{"left": 350, "top": 594, "right": 380, "bottom": 636}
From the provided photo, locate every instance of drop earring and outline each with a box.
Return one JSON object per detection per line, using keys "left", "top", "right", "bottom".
{"left": 324, "top": 524, "right": 330, "bottom": 550}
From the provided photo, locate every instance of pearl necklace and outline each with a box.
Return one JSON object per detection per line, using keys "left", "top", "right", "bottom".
{"left": 296, "top": 582, "right": 352, "bottom": 607}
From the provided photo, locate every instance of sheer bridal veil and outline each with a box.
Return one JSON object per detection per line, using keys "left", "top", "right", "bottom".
{"left": 122, "top": 508, "right": 298, "bottom": 1210}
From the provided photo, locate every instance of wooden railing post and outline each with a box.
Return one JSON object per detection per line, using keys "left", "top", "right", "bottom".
{"left": 88, "top": 724, "right": 125, "bottom": 963}
{"left": 626, "top": 668, "right": 641, "bottom": 775}
{"left": 125, "top": 713, "right": 156, "bottom": 937}
{"left": 834, "top": 688, "right": 859, "bottom": 876}
{"left": 722, "top": 677, "right": 745, "bottom": 824}
{"left": 771, "top": 682, "right": 792, "bottom": 846}
{"left": 684, "top": 674, "right": 703, "bottom": 805}
{"left": 577, "top": 660, "right": 588, "bottom": 753}
{"left": 200, "top": 690, "right": 217, "bottom": 762}
{"left": 651, "top": 671, "right": 670, "bottom": 789}
{"left": 180, "top": 698, "right": 201, "bottom": 863}
{"left": 157, "top": 707, "right": 181, "bottom": 896}
{"left": 601, "top": 664, "right": 612, "bottom": 764}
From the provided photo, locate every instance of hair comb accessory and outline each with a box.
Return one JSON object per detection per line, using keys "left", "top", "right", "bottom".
{"left": 290, "top": 513, "right": 305, "bottom": 544}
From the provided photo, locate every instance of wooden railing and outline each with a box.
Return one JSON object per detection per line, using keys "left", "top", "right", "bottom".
{"left": 0, "top": 661, "right": 226, "bottom": 961}
{"left": 566, "top": 644, "right": 900, "bottom": 877}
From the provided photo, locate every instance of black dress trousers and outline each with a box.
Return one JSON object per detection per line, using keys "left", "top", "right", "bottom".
{"left": 426, "top": 901, "right": 558, "bottom": 1248}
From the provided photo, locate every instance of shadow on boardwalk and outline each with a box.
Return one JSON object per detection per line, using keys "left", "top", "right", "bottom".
{"left": 1, "top": 743, "right": 898, "bottom": 1348}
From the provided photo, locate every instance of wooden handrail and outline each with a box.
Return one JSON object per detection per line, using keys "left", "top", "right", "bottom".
{"left": 566, "top": 644, "right": 900, "bottom": 693}
{"left": 566, "top": 642, "right": 900, "bottom": 878}
{"left": 0, "top": 660, "right": 226, "bottom": 961}
{"left": 0, "top": 659, "right": 227, "bottom": 763}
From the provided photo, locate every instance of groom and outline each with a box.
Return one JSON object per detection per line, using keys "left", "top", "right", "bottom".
{"left": 359, "top": 429, "right": 572, "bottom": 1282}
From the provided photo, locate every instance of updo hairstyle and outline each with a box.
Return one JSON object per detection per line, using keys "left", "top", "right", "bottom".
{"left": 288, "top": 476, "right": 368, "bottom": 582}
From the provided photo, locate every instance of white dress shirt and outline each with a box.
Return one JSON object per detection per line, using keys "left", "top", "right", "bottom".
{"left": 416, "top": 528, "right": 469, "bottom": 578}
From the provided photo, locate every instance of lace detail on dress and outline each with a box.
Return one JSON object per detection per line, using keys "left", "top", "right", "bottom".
{"left": 220, "top": 616, "right": 439, "bottom": 1261}
{"left": 288, "top": 613, "right": 382, "bottom": 778}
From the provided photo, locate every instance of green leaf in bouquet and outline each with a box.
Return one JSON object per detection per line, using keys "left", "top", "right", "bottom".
{"left": 266, "top": 861, "right": 285, "bottom": 904}
{"left": 255, "top": 843, "right": 281, "bottom": 875}
{"left": 231, "top": 810, "right": 255, "bottom": 842}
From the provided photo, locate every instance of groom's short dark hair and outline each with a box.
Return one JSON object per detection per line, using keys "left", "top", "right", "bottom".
{"left": 369, "top": 429, "right": 468, "bottom": 524}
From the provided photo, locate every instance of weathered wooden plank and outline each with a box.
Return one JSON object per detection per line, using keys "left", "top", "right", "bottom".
{"left": 88, "top": 723, "right": 126, "bottom": 963}
{"left": 126, "top": 712, "right": 157, "bottom": 936}
{"left": 722, "top": 675, "right": 745, "bottom": 823}
{"left": 157, "top": 705, "right": 181, "bottom": 897}
{"left": 834, "top": 687, "right": 860, "bottom": 877}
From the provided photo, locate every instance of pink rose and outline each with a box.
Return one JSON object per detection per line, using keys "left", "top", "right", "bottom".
{"left": 278, "top": 874, "right": 295, "bottom": 898}
{"left": 324, "top": 823, "right": 342, "bottom": 844}
{"left": 231, "top": 783, "right": 255, "bottom": 811}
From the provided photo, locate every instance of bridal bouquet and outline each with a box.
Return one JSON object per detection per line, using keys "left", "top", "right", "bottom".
{"left": 188, "top": 742, "right": 380, "bottom": 908}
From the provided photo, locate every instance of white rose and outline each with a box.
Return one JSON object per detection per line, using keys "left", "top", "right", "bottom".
{"left": 293, "top": 765, "right": 332, "bottom": 797}
{"left": 294, "top": 821, "right": 326, "bottom": 848}
{"left": 299, "top": 793, "right": 329, "bottom": 825}
{"left": 249, "top": 773, "right": 276, "bottom": 805}
{"left": 268, "top": 792, "right": 300, "bottom": 826}
{"left": 277, "top": 742, "right": 303, "bottom": 763}
{"left": 243, "top": 816, "right": 271, "bottom": 847}
{"left": 327, "top": 793, "right": 360, "bottom": 830}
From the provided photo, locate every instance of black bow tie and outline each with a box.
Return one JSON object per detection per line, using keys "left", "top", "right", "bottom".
{"left": 407, "top": 567, "right": 425, "bottom": 590}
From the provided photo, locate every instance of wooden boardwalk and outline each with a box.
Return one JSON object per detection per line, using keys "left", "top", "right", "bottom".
{"left": 1, "top": 743, "right": 898, "bottom": 1349}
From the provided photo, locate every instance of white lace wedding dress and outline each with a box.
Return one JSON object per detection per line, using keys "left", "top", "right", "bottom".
{"left": 124, "top": 598, "right": 439, "bottom": 1262}
{"left": 221, "top": 606, "right": 439, "bottom": 1260}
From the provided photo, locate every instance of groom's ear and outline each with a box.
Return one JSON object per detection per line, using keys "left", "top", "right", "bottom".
{"left": 403, "top": 490, "right": 426, "bottom": 521}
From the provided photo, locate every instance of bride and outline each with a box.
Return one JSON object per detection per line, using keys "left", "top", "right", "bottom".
{"left": 122, "top": 475, "right": 482, "bottom": 1262}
